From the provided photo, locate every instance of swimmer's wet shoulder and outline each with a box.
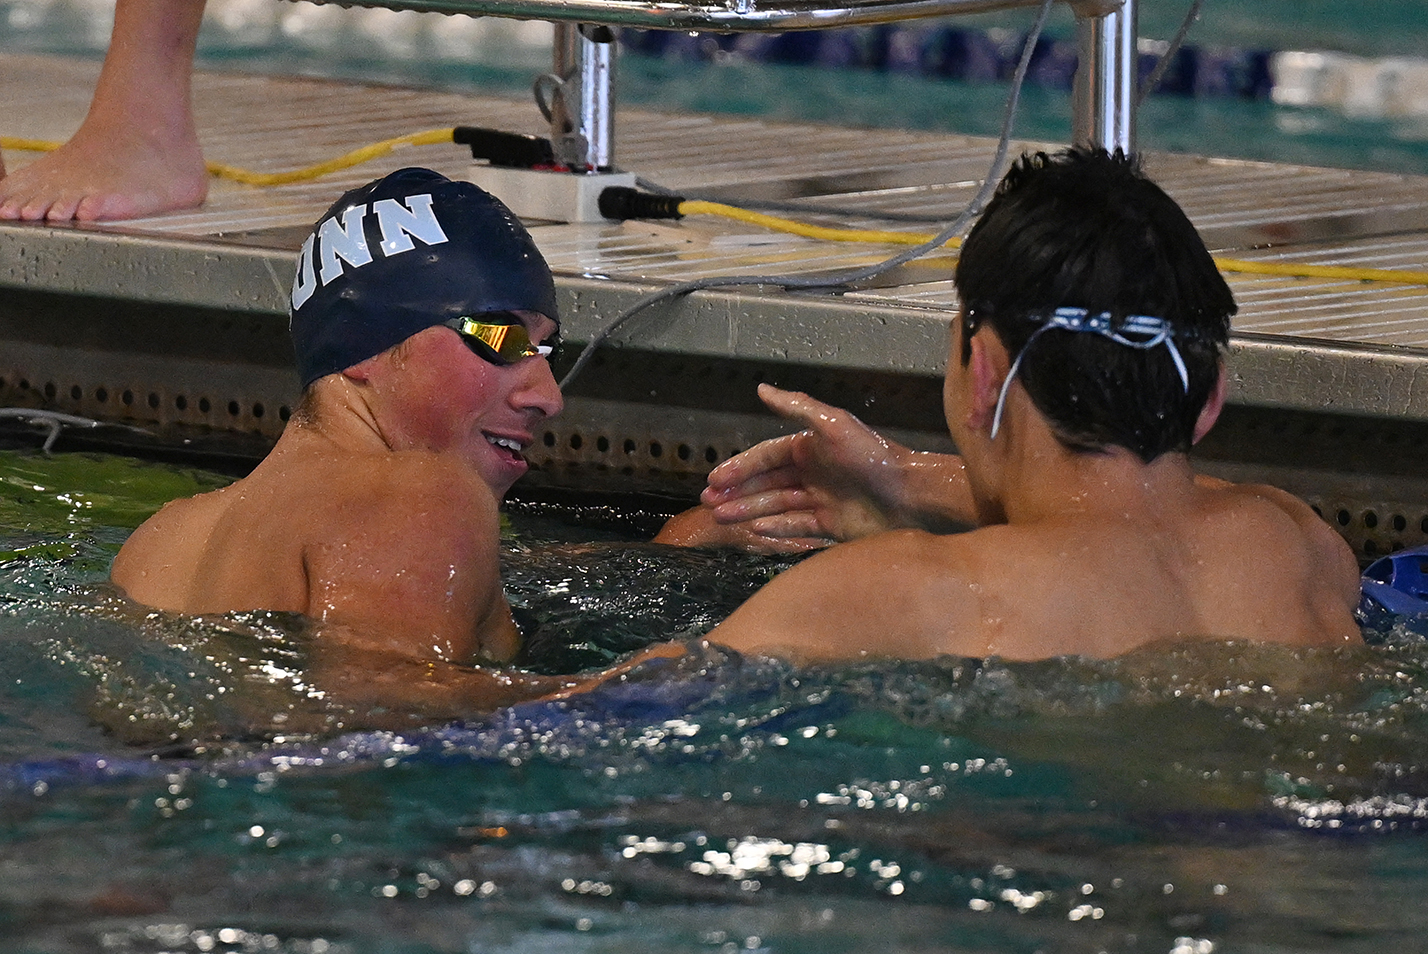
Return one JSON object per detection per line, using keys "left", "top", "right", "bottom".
{"left": 298, "top": 450, "right": 518, "bottom": 665}
{"left": 705, "top": 472, "right": 1361, "bottom": 664}
{"left": 704, "top": 527, "right": 984, "bottom": 662}
{"left": 110, "top": 433, "right": 517, "bottom": 661}
{"left": 110, "top": 485, "right": 236, "bottom": 611}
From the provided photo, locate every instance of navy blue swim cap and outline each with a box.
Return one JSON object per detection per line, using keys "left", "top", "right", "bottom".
{"left": 289, "top": 167, "right": 558, "bottom": 388}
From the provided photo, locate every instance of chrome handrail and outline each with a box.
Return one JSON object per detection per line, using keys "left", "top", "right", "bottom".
{"left": 1074, "top": 0, "right": 1136, "bottom": 153}
{"left": 307, "top": 0, "right": 1117, "bottom": 32}
{"left": 317, "top": 0, "right": 1135, "bottom": 180}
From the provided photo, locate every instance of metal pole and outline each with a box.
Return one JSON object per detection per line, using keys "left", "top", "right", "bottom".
{"left": 578, "top": 24, "right": 618, "bottom": 170}
{"left": 550, "top": 22, "right": 580, "bottom": 160}
{"left": 1072, "top": 0, "right": 1137, "bottom": 154}
{"left": 548, "top": 22, "right": 619, "bottom": 171}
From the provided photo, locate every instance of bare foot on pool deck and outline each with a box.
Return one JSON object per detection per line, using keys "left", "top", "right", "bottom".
{"left": 0, "top": 0, "right": 209, "bottom": 222}
{"left": 0, "top": 119, "right": 208, "bottom": 222}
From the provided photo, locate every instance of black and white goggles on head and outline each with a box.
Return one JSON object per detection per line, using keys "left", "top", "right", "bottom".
{"left": 991, "top": 307, "right": 1189, "bottom": 439}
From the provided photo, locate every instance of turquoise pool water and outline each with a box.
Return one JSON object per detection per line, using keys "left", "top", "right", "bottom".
{"left": 5, "top": 448, "right": 1428, "bottom": 952}
{"left": 7, "top": 4, "right": 1428, "bottom": 951}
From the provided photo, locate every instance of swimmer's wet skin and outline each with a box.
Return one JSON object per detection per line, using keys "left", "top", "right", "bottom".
{"left": 109, "top": 168, "right": 574, "bottom": 722}
{"left": 632, "top": 148, "right": 1362, "bottom": 669}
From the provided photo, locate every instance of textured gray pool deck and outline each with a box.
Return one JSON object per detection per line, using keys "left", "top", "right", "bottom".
{"left": 6, "top": 52, "right": 1428, "bottom": 554}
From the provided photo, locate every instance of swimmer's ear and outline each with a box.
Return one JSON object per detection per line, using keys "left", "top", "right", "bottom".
{"left": 341, "top": 355, "right": 383, "bottom": 384}
{"left": 965, "top": 329, "right": 1011, "bottom": 433}
{"left": 1192, "top": 360, "right": 1227, "bottom": 444}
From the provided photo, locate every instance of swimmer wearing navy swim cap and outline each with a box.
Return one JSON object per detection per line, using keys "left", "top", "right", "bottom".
{"left": 112, "top": 168, "right": 571, "bottom": 721}
{"left": 289, "top": 167, "right": 561, "bottom": 389}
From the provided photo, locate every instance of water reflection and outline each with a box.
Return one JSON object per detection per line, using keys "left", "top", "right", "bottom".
{"left": 5, "top": 449, "right": 1428, "bottom": 952}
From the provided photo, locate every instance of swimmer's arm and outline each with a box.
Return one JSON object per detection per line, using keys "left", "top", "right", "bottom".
{"left": 1232, "top": 478, "right": 1362, "bottom": 612}
{"left": 303, "top": 468, "right": 519, "bottom": 666}
{"left": 652, "top": 503, "right": 829, "bottom": 554}
{"left": 555, "top": 537, "right": 961, "bottom": 690}
{"left": 300, "top": 475, "right": 568, "bottom": 718}
{"left": 544, "top": 640, "right": 687, "bottom": 698}
{"left": 700, "top": 530, "right": 985, "bottom": 662}
{"left": 308, "top": 644, "right": 575, "bottom": 725}
{"left": 565, "top": 534, "right": 991, "bottom": 691}
{"left": 701, "top": 385, "right": 976, "bottom": 544}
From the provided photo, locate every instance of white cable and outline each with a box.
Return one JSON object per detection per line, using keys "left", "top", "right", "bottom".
{"left": 1137, "top": 0, "right": 1207, "bottom": 108}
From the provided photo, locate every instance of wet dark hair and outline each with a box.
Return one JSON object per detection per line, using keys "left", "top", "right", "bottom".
{"left": 954, "top": 147, "right": 1234, "bottom": 462}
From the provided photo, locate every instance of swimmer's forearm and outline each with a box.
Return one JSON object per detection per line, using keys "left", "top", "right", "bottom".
{"left": 455, "top": 666, "right": 579, "bottom": 710}
{"left": 546, "top": 642, "right": 686, "bottom": 699}
{"left": 654, "top": 504, "right": 831, "bottom": 553}
{"left": 312, "top": 648, "right": 574, "bottom": 721}
{"left": 888, "top": 451, "right": 977, "bottom": 533}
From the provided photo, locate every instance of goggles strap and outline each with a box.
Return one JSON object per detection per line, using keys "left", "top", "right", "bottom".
{"left": 989, "top": 308, "right": 1190, "bottom": 440}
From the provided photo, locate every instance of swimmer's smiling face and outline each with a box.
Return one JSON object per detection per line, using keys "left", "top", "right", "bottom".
{"left": 358, "top": 311, "right": 564, "bottom": 496}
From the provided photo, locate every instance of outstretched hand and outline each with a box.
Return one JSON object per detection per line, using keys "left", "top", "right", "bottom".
{"left": 699, "top": 384, "right": 922, "bottom": 543}
{"left": 653, "top": 503, "right": 829, "bottom": 554}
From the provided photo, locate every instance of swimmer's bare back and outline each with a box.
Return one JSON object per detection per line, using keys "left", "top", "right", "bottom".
{"left": 703, "top": 474, "right": 1362, "bottom": 664}
{"left": 112, "top": 442, "right": 519, "bottom": 666}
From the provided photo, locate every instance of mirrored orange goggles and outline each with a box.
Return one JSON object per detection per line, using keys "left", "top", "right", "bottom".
{"left": 443, "top": 314, "right": 559, "bottom": 366}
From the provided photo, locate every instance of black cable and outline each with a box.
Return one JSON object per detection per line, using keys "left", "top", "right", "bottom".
{"left": 634, "top": 175, "right": 681, "bottom": 196}
{"left": 625, "top": 180, "right": 956, "bottom": 222}
{"left": 559, "top": 0, "right": 1056, "bottom": 391}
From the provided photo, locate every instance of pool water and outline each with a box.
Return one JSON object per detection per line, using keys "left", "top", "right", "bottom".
{"left": 5, "top": 447, "right": 1428, "bottom": 953}
{"left": 6, "top": 4, "right": 1428, "bottom": 949}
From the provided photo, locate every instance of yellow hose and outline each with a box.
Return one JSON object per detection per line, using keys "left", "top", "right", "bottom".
{"left": 678, "top": 199, "right": 964, "bottom": 249}
{"left": 1207, "top": 256, "right": 1428, "bottom": 286}
{"left": 1, "top": 128, "right": 457, "bottom": 187}
{"left": 6, "top": 130, "right": 1428, "bottom": 288}
{"left": 204, "top": 128, "right": 456, "bottom": 186}
{"left": 0, "top": 137, "right": 58, "bottom": 153}
{"left": 680, "top": 200, "right": 1428, "bottom": 288}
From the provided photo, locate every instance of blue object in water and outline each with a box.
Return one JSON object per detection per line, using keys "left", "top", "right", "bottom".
{"left": 1358, "top": 545, "right": 1428, "bottom": 640}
